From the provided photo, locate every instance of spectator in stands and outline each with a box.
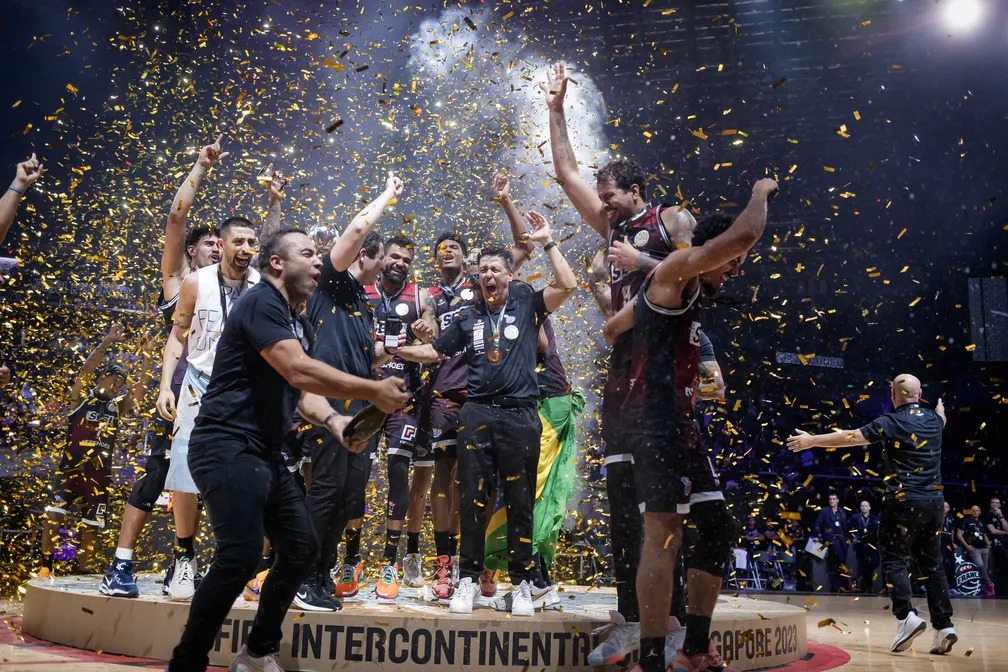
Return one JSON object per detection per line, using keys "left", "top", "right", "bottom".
{"left": 984, "top": 497, "right": 1007, "bottom": 595}
{"left": 940, "top": 501, "right": 958, "bottom": 590}
{"left": 957, "top": 505, "right": 995, "bottom": 597}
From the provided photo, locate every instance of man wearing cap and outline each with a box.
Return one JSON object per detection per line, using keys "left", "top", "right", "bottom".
{"left": 40, "top": 323, "right": 155, "bottom": 575}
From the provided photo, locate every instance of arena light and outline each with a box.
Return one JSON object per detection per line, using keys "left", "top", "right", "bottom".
{"left": 942, "top": 0, "right": 983, "bottom": 32}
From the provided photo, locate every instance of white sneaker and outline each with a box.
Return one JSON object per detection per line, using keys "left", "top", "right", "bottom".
{"left": 403, "top": 553, "right": 424, "bottom": 588}
{"left": 168, "top": 556, "right": 197, "bottom": 600}
{"left": 664, "top": 617, "right": 687, "bottom": 665}
{"left": 449, "top": 577, "right": 477, "bottom": 614}
{"left": 510, "top": 580, "right": 534, "bottom": 617}
{"left": 229, "top": 644, "right": 283, "bottom": 672}
{"left": 891, "top": 611, "right": 926, "bottom": 652}
{"left": 929, "top": 627, "right": 958, "bottom": 655}
{"left": 531, "top": 583, "right": 560, "bottom": 610}
{"left": 587, "top": 612, "right": 640, "bottom": 666}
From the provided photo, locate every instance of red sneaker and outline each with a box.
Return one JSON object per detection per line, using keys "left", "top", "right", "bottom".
{"left": 479, "top": 568, "right": 497, "bottom": 597}
{"left": 432, "top": 555, "right": 455, "bottom": 602}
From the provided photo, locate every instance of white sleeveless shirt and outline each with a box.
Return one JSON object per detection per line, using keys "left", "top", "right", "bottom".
{"left": 185, "top": 263, "right": 260, "bottom": 378}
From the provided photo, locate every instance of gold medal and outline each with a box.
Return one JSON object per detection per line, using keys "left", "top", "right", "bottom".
{"left": 487, "top": 347, "right": 502, "bottom": 364}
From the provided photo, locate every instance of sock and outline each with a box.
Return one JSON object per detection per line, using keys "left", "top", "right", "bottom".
{"left": 448, "top": 533, "right": 458, "bottom": 557}
{"left": 407, "top": 532, "right": 420, "bottom": 555}
{"left": 256, "top": 552, "right": 273, "bottom": 573}
{"left": 344, "top": 528, "right": 362, "bottom": 565}
{"left": 115, "top": 547, "right": 133, "bottom": 561}
{"left": 434, "top": 530, "right": 451, "bottom": 558}
{"left": 175, "top": 535, "right": 195, "bottom": 560}
{"left": 640, "top": 637, "right": 666, "bottom": 672}
{"left": 384, "top": 529, "right": 402, "bottom": 566}
{"left": 683, "top": 614, "right": 713, "bottom": 656}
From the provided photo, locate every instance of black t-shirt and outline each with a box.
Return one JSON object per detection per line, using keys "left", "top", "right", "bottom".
{"left": 859, "top": 402, "right": 944, "bottom": 503}
{"left": 959, "top": 516, "right": 989, "bottom": 548}
{"left": 306, "top": 255, "right": 374, "bottom": 414}
{"left": 983, "top": 509, "right": 1006, "bottom": 537}
{"left": 432, "top": 284, "right": 549, "bottom": 401}
{"left": 536, "top": 317, "right": 570, "bottom": 399}
{"left": 192, "top": 281, "right": 313, "bottom": 457}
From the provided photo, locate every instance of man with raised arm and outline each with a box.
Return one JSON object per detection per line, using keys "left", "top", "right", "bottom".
{"left": 542, "top": 60, "right": 697, "bottom": 660}
{"left": 100, "top": 137, "right": 230, "bottom": 598}
{"left": 393, "top": 215, "right": 577, "bottom": 617}
{"left": 0, "top": 153, "right": 45, "bottom": 245}
{"left": 42, "top": 323, "right": 155, "bottom": 576}
{"left": 166, "top": 228, "right": 408, "bottom": 672}
{"left": 788, "top": 374, "right": 957, "bottom": 656}
{"left": 295, "top": 174, "right": 403, "bottom": 611}
{"left": 608, "top": 178, "right": 777, "bottom": 672}
{"left": 155, "top": 138, "right": 263, "bottom": 600}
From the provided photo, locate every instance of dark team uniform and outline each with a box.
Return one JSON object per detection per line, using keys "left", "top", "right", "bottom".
{"left": 366, "top": 281, "right": 427, "bottom": 465}
{"left": 626, "top": 275, "right": 703, "bottom": 513}
{"left": 302, "top": 255, "right": 380, "bottom": 579}
{"left": 602, "top": 204, "right": 674, "bottom": 463}
{"left": 125, "top": 288, "right": 186, "bottom": 512}
{"left": 426, "top": 276, "right": 476, "bottom": 460}
{"left": 432, "top": 285, "right": 550, "bottom": 584}
{"left": 51, "top": 393, "right": 121, "bottom": 527}
{"left": 859, "top": 401, "right": 953, "bottom": 629}
{"left": 677, "top": 329, "right": 724, "bottom": 511}
{"left": 537, "top": 318, "right": 570, "bottom": 399}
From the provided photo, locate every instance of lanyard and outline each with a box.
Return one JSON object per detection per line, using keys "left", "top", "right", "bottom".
{"left": 217, "top": 267, "right": 247, "bottom": 323}
{"left": 379, "top": 282, "right": 407, "bottom": 318}
{"left": 487, "top": 298, "right": 508, "bottom": 344}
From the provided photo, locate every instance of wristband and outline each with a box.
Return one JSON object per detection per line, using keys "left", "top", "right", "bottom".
{"left": 323, "top": 411, "right": 340, "bottom": 427}
{"left": 542, "top": 241, "right": 557, "bottom": 252}
{"left": 8, "top": 184, "right": 25, "bottom": 196}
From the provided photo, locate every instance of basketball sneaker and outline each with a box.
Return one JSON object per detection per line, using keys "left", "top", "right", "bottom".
{"left": 167, "top": 556, "right": 197, "bottom": 600}
{"left": 929, "top": 627, "right": 958, "bottom": 655}
{"left": 403, "top": 553, "right": 424, "bottom": 588}
{"left": 228, "top": 644, "right": 283, "bottom": 672}
{"left": 376, "top": 563, "right": 399, "bottom": 600}
{"left": 891, "top": 611, "right": 926, "bottom": 652}
{"left": 99, "top": 558, "right": 139, "bottom": 598}
{"left": 587, "top": 611, "right": 640, "bottom": 666}
{"left": 432, "top": 555, "right": 455, "bottom": 602}
{"left": 478, "top": 568, "right": 497, "bottom": 597}
{"left": 243, "top": 569, "right": 269, "bottom": 602}
{"left": 335, "top": 560, "right": 363, "bottom": 598}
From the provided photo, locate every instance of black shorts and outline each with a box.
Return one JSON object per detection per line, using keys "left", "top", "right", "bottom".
{"left": 631, "top": 421, "right": 706, "bottom": 514}
{"left": 384, "top": 410, "right": 433, "bottom": 466}
{"left": 146, "top": 416, "right": 173, "bottom": 457}
{"left": 428, "top": 396, "right": 462, "bottom": 462}
{"left": 49, "top": 468, "right": 111, "bottom": 528}
{"left": 676, "top": 448, "right": 723, "bottom": 515}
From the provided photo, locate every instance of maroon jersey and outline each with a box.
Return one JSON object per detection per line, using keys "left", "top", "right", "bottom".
{"left": 608, "top": 204, "right": 675, "bottom": 374}
{"left": 537, "top": 318, "right": 570, "bottom": 399}
{"left": 627, "top": 275, "right": 702, "bottom": 432}
{"left": 62, "top": 393, "right": 120, "bottom": 472}
{"left": 366, "top": 281, "right": 422, "bottom": 393}
{"left": 428, "top": 276, "right": 475, "bottom": 397}
{"left": 158, "top": 288, "right": 189, "bottom": 396}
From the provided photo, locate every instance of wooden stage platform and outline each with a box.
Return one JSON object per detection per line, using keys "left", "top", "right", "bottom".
{"left": 20, "top": 574, "right": 811, "bottom": 671}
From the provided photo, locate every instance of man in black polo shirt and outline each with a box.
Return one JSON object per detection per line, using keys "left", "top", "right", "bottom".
{"left": 789, "top": 374, "right": 957, "bottom": 656}
{"left": 167, "top": 228, "right": 408, "bottom": 672}
{"left": 296, "top": 174, "right": 402, "bottom": 610}
{"left": 394, "top": 221, "right": 577, "bottom": 617}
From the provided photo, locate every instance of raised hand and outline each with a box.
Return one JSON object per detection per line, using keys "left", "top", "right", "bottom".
{"left": 105, "top": 322, "right": 126, "bottom": 344}
{"left": 140, "top": 330, "right": 158, "bottom": 355}
{"left": 197, "top": 135, "right": 230, "bottom": 170}
{"left": 753, "top": 177, "right": 779, "bottom": 201}
{"left": 492, "top": 171, "right": 510, "bottom": 201}
{"left": 260, "top": 162, "right": 285, "bottom": 202}
{"left": 525, "top": 210, "right": 553, "bottom": 245}
{"left": 385, "top": 174, "right": 404, "bottom": 196}
{"left": 14, "top": 153, "right": 45, "bottom": 189}
{"left": 539, "top": 61, "right": 569, "bottom": 111}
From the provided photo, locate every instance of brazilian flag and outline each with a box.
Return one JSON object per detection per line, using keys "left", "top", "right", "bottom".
{"left": 484, "top": 390, "right": 585, "bottom": 571}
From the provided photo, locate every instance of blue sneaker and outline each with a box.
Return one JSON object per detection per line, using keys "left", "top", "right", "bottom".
{"left": 99, "top": 559, "right": 139, "bottom": 598}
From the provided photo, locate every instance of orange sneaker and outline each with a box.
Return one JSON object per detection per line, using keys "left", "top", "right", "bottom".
{"left": 375, "top": 563, "right": 399, "bottom": 600}
{"left": 243, "top": 569, "right": 269, "bottom": 601}
{"left": 36, "top": 567, "right": 52, "bottom": 579}
{"left": 335, "top": 560, "right": 364, "bottom": 598}
{"left": 432, "top": 555, "right": 455, "bottom": 602}
{"left": 479, "top": 568, "right": 497, "bottom": 597}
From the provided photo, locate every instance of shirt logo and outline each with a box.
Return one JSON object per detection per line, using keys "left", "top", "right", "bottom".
{"left": 472, "top": 319, "right": 485, "bottom": 354}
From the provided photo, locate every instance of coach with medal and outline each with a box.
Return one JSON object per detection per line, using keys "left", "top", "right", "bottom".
{"left": 393, "top": 215, "right": 577, "bottom": 614}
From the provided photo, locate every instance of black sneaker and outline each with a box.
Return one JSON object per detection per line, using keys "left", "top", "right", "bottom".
{"left": 293, "top": 579, "right": 342, "bottom": 612}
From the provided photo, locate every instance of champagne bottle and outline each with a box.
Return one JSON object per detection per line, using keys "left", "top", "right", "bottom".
{"left": 344, "top": 404, "right": 388, "bottom": 442}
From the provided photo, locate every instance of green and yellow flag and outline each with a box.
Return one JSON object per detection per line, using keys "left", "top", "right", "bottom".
{"left": 484, "top": 390, "right": 585, "bottom": 571}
